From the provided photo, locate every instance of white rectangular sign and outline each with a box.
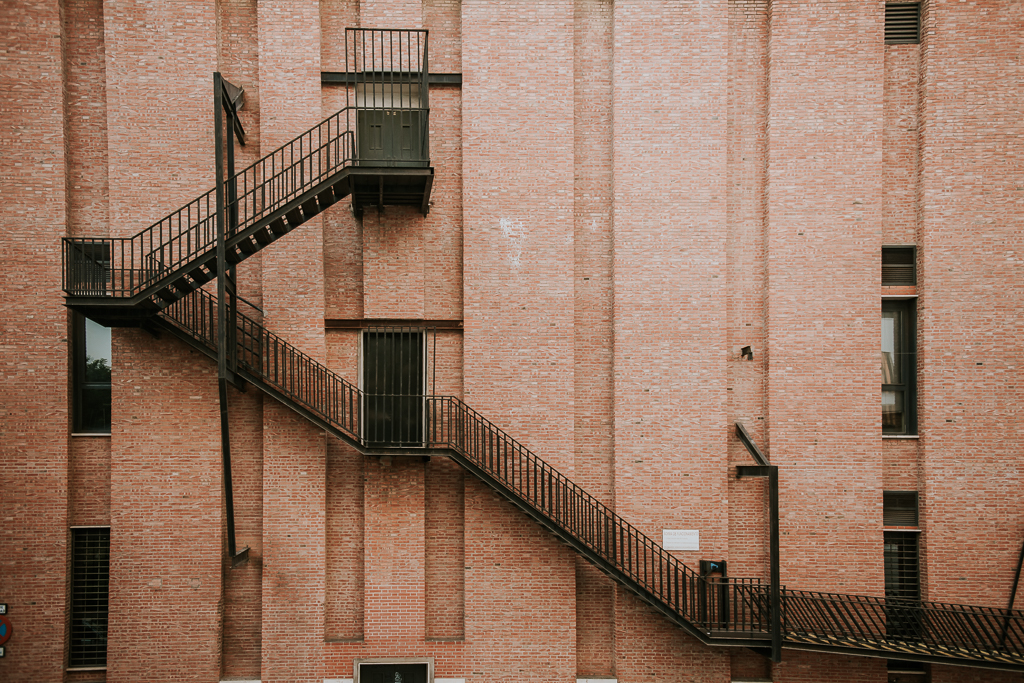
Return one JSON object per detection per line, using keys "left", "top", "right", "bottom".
{"left": 663, "top": 529, "right": 699, "bottom": 551}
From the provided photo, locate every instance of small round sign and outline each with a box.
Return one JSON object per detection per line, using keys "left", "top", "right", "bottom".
{"left": 0, "top": 615, "right": 11, "bottom": 646}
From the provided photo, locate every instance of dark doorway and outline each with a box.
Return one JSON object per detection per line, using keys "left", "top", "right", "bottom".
{"left": 363, "top": 329, "right": 425, "bottom": 447}
{"left": 359, "top": 662, "right": 429, "bottom": 683}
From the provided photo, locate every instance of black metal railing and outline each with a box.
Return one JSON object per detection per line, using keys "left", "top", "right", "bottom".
{"left": 153, "top": 288, "right": 1024, "bottom": 667}
{"left": 783, "top": 589, "right": 1024, "bottom": 663}
{"left": 63, "top": 28, "right": 432, "bottom": 300}
{"left": 422, "top": 395, "right": 770, "bottom": 636}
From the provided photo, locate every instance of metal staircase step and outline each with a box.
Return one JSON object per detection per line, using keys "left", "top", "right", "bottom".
{"left": 285, "top": 207, "right": 304, "bottom": 228}
{"left": 252, "top": 226, "right": 274, "bottom": 246}
{"left": 301, "top": 197, "right": 321, "bottom": 220}
{"left": 268, "top": 217, "right": 290, "bottom": 238}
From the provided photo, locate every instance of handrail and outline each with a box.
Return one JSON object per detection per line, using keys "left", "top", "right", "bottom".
{"left": 783, "top": 589, "right": 1024, "bottom": 660}
{"left": 62, "top": 104, "right": 429, "bottom": 299}
{"left": 153, "top": 288, "right": 1024, "bottom": 667}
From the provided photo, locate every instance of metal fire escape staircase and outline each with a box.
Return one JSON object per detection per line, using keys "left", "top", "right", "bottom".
{"left": 60, "top": 30, "right": 1024, "bottom": 675}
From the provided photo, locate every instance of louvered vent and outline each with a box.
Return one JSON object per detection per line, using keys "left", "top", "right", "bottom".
{"left": 884, "top": 490, "right": 919, "bottom": 527}
{"left": 886, "top": 3, "right": 921, "bottom": 44}
{"left": 882, "top": 246, "right": 916, "bottom": 286}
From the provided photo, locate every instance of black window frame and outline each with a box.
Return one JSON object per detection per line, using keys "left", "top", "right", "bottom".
{"left": 69, "top": 526, "right": 110, "bottom": 669}
{"left": 882, "top": 299, "right": 917, "bottom": 435}
{"left": 72, "top": 312, "right": 112, "bottom": 434}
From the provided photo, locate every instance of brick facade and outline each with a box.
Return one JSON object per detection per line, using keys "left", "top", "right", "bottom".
{"left": 1, "top": 1, "right": 1021, "bottom": 682}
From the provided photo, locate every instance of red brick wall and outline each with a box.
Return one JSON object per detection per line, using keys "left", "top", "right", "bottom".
{"left": 256, "top": 3, "right": 328, "bottom": 681}
{"left": 107, "top": 331, "right": 223, "bottom": 682}
{"left": 6, "top": 1, "right": 1024, "bottom": 681}
{"left": 573, "top": 0, "right": 616, "bottom": 675}
{"left": 918, "top": 0, "right": 1024, "bottom": 608}
{"left": 461, "top": 1, "right": 577, "bottom": 680}
{"left": 0, "top": 1, "right": 71, "bottom": 679}
{"left": 69, "top": 437, "right": 112, "bottom": 526}
{"left": 766, "top": 0, "right": 884, "bottom": 596}
{"left": 65, "top": 0, "right": 110, "bottom": 237}
{"left": 727, "top": 0, "right": 771, "bottom": 583}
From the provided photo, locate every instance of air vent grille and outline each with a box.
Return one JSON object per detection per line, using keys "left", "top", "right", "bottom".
{"left": 884, "top": 490, "right": 919, "bottom": 527}
{"left": 882, "top": 246, "right": 916, "bottom": 286}
{"left": 886, "top": 3, "right": 921, "bottom": 44}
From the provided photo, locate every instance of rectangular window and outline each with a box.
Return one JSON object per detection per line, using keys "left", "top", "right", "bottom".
{"left": 73, "top": 314, "right": 112, "bottom": 433}
{"left": 882, "top": 299, "right": 916, "bottom": 434}
{"left": 884, "top": 531, "right": 921, "bottom": 601}
{"left": 883, "top": 491, "right": 919, "bottom": 527}
{"left": 69, "top": 527, "right": 110, "bottom": 668}
{"left": 362, "top": 328, "right": 425, "bottom": 447}
{"left": 883, "top": 491, "right": 921, "bottom": 640}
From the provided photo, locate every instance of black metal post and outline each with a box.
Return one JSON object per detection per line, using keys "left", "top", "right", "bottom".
{"left": 1000, "top": 532, "right": 1024, "bottom": 648}
{"left": 769, "top": 465, "right": 782, "bottom": 662}
{"left": 215, "top": 72, "right": 247, "bottom": 567}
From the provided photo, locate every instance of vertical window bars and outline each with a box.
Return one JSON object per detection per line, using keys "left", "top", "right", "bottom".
{"left": 69, "top": 527, "right": 110, "bottom": 668}
{"left": 361, "top": 326, "right": 434, "bottom": 447}
{"left": 345, "top": 28, "right": 430, "bottom": 169}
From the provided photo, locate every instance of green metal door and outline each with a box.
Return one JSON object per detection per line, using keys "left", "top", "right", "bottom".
{"left": 357, "top": 109, "right": 424, "bottom": 167}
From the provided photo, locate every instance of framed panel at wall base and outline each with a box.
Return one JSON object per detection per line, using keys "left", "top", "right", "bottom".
{"left": 357, "top": 661, "right": 430, "bottom": 683}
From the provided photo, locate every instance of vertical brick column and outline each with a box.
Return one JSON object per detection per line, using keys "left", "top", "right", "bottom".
{"left": 257, "top": 2, "right": 327, "bottom": 681}
{"left": 462, "top": 1, "right": 577, "bottom": 680}
{"left": 0, "top": 2, "right": 70, "bottom": 680}
{"left": 918, "top": 0, "right": 1024, "bottom": 607}
{"left": 107, "top": 333, "right": 224, "bottom": 682}
{"left": 358, "top": 6, "right": 428, "bottom": 321}
{"left": 363, "top": 458, "right": 427, "bottom": 642}
{"left": 99, "top": 2, "right": 223, "bottom": 681}
{"left": 573, "top": 0, "right": 615, "bottom": 675}
{"left": 726, "top": 0, "right": 771, "bottom": 582}
{"left": 765, "top": 0, "right": 884, "bottom": 609}
{"left": 611, "top": 0, "right": 730, "bottom": 677}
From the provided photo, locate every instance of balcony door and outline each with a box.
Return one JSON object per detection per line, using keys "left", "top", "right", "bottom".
{"left": 362, "top": 329, "right": 425, "bottom": 447}
{"left": 355, "top": 82, "right": 425, "bottom": 168}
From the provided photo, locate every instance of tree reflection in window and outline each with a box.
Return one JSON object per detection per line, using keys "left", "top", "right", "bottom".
{"left": 74, "top": 314, "right": 111, "bottom": 433}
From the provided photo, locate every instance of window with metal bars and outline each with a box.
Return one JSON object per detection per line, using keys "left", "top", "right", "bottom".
{"left": 69, "top": 527, "right": 110, "bottom": 668}
{"left": 882, "top": 246, "right": 916, "bottom": 286}
{"left": 884, "top": 531, "right": 921, "bottom": 601}
{"left": 362, "top": 328, "right": 428, "bottom": 447}
{"left": 885, "top": 3, "right": 921, "bottom": 44}
{"left": 883, "top": 490, "right": 921, "bottom": 604}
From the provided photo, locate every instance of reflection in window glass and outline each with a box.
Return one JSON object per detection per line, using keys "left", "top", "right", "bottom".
{"left": 75, "top": 315, "right": 112, "bottom": 433}
{"left": 882, "top": 301, "right": 915, "bottom": 434}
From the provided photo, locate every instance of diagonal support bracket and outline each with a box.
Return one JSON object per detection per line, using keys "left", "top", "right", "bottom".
{"left": 735, "top": 421, "right": 781, "bottom": 663}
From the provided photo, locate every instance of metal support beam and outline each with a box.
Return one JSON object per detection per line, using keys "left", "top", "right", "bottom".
{"left": 735, "top": 422, "right": 781, "bottom": 663}
{"left": 1001, "top": 533, "right": 1024, "bottom": 647}
{"left": 768, "top": 465, "right": 781, "bottom": 662}
{"left": 215, "top": 72, "right": 248, "bottom": 567}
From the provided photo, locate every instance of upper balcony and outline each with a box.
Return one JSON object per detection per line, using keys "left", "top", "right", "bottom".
{"left": 62, "top": 28, "right": 433, "bottom": 326}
